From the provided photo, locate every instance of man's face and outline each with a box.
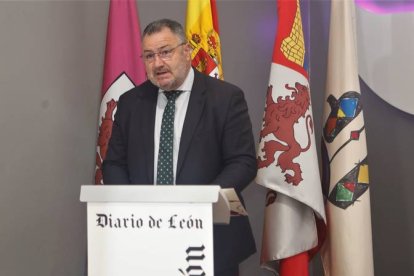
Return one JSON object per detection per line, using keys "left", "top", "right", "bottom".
{"left": 142, "top": 28, "right": 191, "bottom": 91}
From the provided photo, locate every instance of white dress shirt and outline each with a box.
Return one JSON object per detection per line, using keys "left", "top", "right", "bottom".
{"left": 153, "top": 68, "right": 194, "bottom": 184}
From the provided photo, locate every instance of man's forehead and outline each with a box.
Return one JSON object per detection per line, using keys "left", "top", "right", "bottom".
{"left": 143, "top": 27, "right": 175, "bottom": 41}
{"left": 143, "top": 29, "right": 179, "bottom": 49}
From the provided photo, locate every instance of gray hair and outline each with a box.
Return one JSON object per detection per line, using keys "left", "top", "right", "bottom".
{"left": 142, "top": 18, "right": 187, "bottom": 43}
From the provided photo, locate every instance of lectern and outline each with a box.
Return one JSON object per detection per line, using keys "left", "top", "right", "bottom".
{"left": 80, "top": 185, "right": 231, "bottom": 276}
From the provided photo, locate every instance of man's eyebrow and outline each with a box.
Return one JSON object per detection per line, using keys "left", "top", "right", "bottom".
{"left": 143, "top": 44, "right": 170, "bottom": 52}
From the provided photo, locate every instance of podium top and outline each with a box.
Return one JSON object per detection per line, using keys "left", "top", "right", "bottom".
{"left": 80, "top": 185, "right": 221, "bottom": 203}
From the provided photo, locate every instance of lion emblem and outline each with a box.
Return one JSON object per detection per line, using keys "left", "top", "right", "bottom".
{"left": 257, "top": 82, "right": 313, "bottom": 186}
{"left": 95, "top": 99, "right": 117, "bottom": 184}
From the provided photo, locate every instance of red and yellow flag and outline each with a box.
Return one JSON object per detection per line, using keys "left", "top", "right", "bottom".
{"left": 185, "top": 0, "right": 223, "bottom": 79}
{"left": 256, "top": 0, "right": 326, "bottom": 274}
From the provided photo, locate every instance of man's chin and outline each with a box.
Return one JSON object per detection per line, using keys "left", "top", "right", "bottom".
{"left": 157, "top": 81, "right": 175, "bottom": 91}
{"left": 148, "top": 78, "right": 171, "bottom": 90}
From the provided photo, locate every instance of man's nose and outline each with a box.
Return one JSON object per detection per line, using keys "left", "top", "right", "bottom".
{"left": 153, "top": 54, "right": 165, "bottom": 66}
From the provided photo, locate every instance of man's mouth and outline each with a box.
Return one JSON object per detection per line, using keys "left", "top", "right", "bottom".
{"left": 155, "top": 70, "right": 169, "bottom": 77}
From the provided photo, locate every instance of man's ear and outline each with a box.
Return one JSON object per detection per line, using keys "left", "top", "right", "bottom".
{"left": 183, "top": 42, "right": 192, "bottom": 54}
{"left": 183, "top": 43, "right": 192, "bottom": 60}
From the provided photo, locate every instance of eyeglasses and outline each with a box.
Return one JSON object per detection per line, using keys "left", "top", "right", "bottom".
{"left": 141, "top": 42, "right": 186, "bottom": 63}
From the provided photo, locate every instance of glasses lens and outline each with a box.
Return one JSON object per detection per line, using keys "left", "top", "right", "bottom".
{"left": 142, "top": 43, "right": 185, "bottom": 62}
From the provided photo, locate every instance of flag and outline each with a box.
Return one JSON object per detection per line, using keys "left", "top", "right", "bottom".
{"left": 185, "top": 0, "right": 223, "bottom": 79}
{"left": 94, "top": 0, "right": 146, "bottom": 184}
{"left": 321, "top": 0, "right": 374, "bottom": 275}
{"left": 256, "top": 0, "right": 326, "bottom": 274}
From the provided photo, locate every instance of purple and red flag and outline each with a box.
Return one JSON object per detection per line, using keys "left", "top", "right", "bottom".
{"left": 94, "top": 0, "right": 146, "bottom": 184}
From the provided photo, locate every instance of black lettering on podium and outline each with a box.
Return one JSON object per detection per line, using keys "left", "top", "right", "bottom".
{"left": 178, "top": 245, "right": 206, "bottom": 276}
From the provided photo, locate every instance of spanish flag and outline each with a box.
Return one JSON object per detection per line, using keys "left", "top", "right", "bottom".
{"left": 185, "top": 0, "right": 223, "bottom": 79}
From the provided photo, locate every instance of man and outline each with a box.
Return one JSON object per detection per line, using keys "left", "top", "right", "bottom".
{"left": 103, "top": 18, "right": 256, "bottom": 276}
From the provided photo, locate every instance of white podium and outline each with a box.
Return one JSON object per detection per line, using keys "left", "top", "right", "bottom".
{"left": 80, "top": 185, "right": 231, "bottom": 276}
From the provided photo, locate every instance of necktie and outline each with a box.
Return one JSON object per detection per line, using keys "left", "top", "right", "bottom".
{"left": 157, "top": 90, "right": 182, "bottom": 184}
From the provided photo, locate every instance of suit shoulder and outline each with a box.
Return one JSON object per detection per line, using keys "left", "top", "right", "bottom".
{"left": 118, "top": 80, "right": 154, "bottom": 103}
{"left": 202, "top": 74, "right": 244, "bottom": 97}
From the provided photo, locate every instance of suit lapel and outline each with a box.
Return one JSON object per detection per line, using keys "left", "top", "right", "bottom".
{"left": 177, "top": 71, "right": 207, "bottom": 177}
{"left": 134, "top": 83, "right": 158, "bottom": 183}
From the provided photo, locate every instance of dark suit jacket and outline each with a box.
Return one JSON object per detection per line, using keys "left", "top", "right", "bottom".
{"left": 103, "top": 69, "right": 257, "bottom": 270}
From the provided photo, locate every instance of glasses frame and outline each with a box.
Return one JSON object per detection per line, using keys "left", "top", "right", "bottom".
{"left": 141, "top": 42, "right": 186, "bottom": 63}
